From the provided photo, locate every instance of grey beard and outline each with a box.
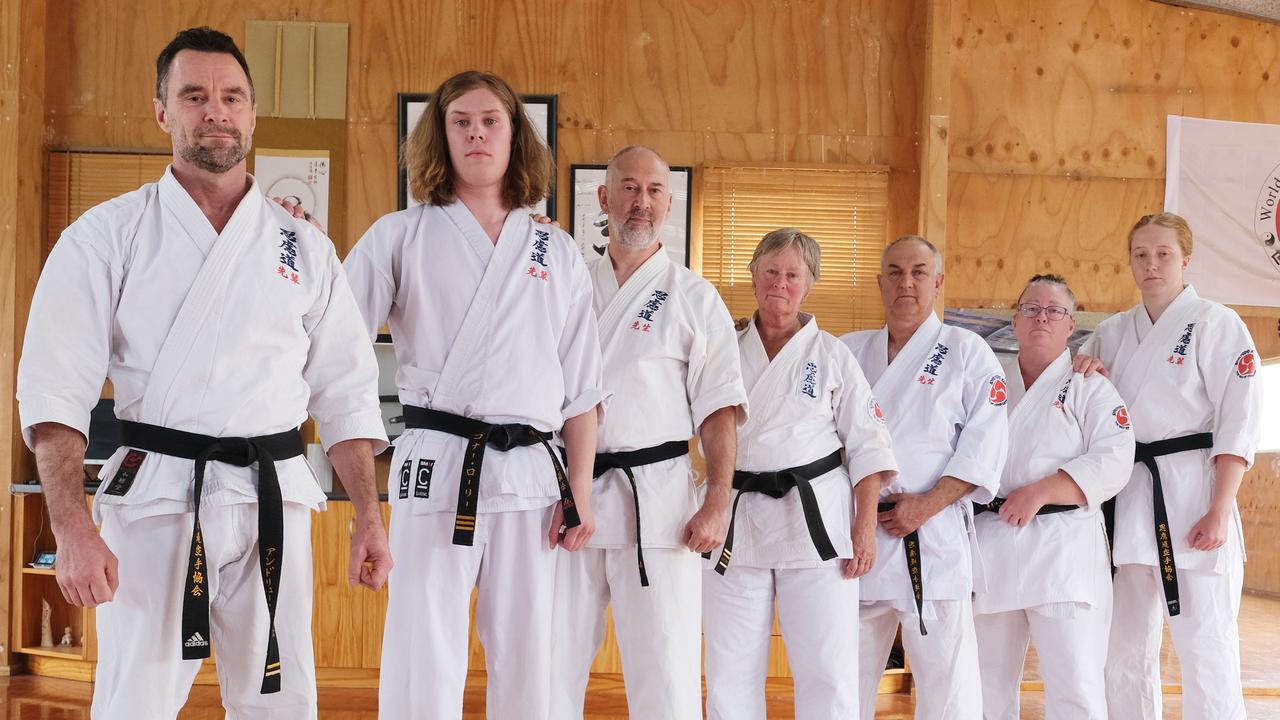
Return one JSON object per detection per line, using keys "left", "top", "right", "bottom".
{"left": 612, "top": 220, "right": 660, "bottom": 249}
{"left": 179, "top": 136, "right": 249, "bottom": 174}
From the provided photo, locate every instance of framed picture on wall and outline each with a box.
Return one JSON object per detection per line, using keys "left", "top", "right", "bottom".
{"left": 569, "top": 164, "right": 692, "bottom": 268}
{"left": 397, "top": 93, "right": 557, "bottom": 217}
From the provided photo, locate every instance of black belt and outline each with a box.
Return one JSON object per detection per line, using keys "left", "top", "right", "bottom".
{"left": 119, "top": 420, "right": 302, "bottom": 695}
{"left": 711, "top": 450, "right": 842, "bottom": 575}
{"left": 972, "top": 497, "right": 1080, "bottom": 516}
{"left": 1103, "top": 432, "right": 1214, "bottom": 617}
{"left": 878, "top": 501, "right": 927, "bottom": 637}
{"left": 402, "top": 405, "right": 579, "bottom": 545}
{"left": 588, "top": 440, "right": 690, "bottom": 587}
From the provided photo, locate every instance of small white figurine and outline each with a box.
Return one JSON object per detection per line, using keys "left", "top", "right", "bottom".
{"left": 59, "top": 626, "right": 73, "bottom": 647}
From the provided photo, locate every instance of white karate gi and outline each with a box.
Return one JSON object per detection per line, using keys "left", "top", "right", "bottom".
{"left": 549, "top": 247, "right": 747, "bottom": 720}
{"left": 344, "top": 202, "right": 603, "bottom": 720}
{"left": 973, "top": 350, "right": 1134, "bottom": 720}
{"left": 841, "top": 313, "right": 1008, "bottom": 720}
{"left": 703, "top": 315, "right": 897, "bottom": 720}
{"left": 17, "top": 167, "right": 386, "bottom": 720}
{"left": 1083, "top": 285, "right": 1263, "bottom": 720}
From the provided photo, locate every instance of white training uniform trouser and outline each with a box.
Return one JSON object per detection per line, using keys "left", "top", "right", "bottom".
{"left": 859, "top": 598, "right": 982, "bottom": 720}
{"left": 703, "top": 563, "right": 860, "bottom": 720}
{"left": 379, "top": 505, "right": 557, "bottom": 720}
{"left": 973, "top": 599, "right": 1111, "bottom": 720}
{"left": 549, "top": 546, "right": 702, "bottom": 720}
{"left": 93, "top": 502, "right": 317, "bottom": 720}
{"left": 1105, "top": 547, "right": 1246, "bottom": 720}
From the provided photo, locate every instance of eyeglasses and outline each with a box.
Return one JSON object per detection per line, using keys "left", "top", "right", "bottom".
{"left": 1016, "top": 303, "right": 1072, "bottom": 321}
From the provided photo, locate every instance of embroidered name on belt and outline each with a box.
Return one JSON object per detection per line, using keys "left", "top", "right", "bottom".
{"left": 104, "top": 449, "right": 147, "bottom": 496}
{"left": 917, "top": 342, "right": 949, "bottom": 385}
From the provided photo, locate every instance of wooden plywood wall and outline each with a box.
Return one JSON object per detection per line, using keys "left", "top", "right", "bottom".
{"left": 42, "top": 0, "right": 925, "bottom": 257}
{"left": 947, "top": 0, "right": 1280, "bottom": 313}
{"left": 1241, "top": 452, "right": 1280, "bottom": 595}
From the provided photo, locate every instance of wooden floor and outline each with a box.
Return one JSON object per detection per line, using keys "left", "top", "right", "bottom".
{"left": 1, "top": 593, "right": 1277, "bottom": 718}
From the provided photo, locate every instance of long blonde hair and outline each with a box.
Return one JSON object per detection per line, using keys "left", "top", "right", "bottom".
{"left": 402, "top": 70, "right": 552, "bottom": 209}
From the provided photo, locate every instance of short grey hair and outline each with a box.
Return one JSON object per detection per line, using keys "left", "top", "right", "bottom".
{"left": 749, "top": 228, "right": 821, "bottom": 286}
{"left": 1017, "top": 273, "right": 1077, "bottom": 314}
{"left": 882, "top": 235, "right": 942, "bottom": 274}
{"left": 604, "top": 145, "right": 669, "bottom": 186}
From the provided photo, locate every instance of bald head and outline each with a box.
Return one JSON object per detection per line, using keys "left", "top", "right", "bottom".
{"left": 600, "top": 146, "right": 673, "bottom": 249}
{"left": 881, "top": 234, "right": 942, "bottom": 274}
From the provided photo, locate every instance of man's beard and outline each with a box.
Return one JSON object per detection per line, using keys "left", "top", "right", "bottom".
{"left": 178, "top": 124, "right": 249, "bottom": 174}
{"left": 612, "top": 211, "right": 662, "bottom": 249}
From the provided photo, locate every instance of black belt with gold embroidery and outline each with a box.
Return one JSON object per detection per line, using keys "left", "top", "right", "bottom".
{"left": 589, "top": 440, "right": 690, "bottom": 587}
{"left": 878, "top": 501, "right": 928, "bottom": 637}
{"left": 712, "top": 449, "right": 842, "bottom": 575}
{"left": 1102, "top": 432, "right": 1214, "bottom": 617}
{"left": 402, "top": 405, "right": 579, "bottom": 545}
{"left": 119, "top": 420, "right": 302, "bottom": 694}
{"left": 972, "top": 497, "right": 1079, "bottom": 516}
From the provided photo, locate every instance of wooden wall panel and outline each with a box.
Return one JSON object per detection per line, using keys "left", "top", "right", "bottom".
{"left": 42, "top": 0, "right": 924, "bottom": 255}
{"left": 1240, "top": 452, "right": 1280, "bottom": 595}
{"left": 947, "top": 0, "right": 1280, "bottom": 311}
{"left": 2, "top": 0, "right": 47, "bottom": 675}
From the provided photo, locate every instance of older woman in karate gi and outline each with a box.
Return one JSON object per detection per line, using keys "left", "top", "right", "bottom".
{"left": 702, "top": 228, "right": 898, "bottom": 720}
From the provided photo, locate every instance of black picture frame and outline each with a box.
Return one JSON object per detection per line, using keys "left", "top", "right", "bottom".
{"left": 568, "top": 164, "right": 693, "bottom": 267}
{"left": 397, "top": 93, "right": 558, "bottom": 217}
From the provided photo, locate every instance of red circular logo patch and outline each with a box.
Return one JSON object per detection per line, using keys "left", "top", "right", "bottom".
{"left": 868, "top": 397, "right": 886, "bottom": 424}
{"left": 988, "top": 375, "right": 1008, "bottom": 406}
{"left": 1236, "top": 350, "right": 1257, "bottom": 378}
{"left": 1113, "top": 405, "right": 1131, "bottom": 430}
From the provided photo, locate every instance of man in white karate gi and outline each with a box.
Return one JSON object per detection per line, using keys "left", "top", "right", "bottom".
{"left": 17, "top": 27, "right": 390, "bottom": 720}
{"left": 548, "top": 146, "right": 746, "bottom": 720}
{"left": 841, "top": 235, "right": 1008, "bottom": 720}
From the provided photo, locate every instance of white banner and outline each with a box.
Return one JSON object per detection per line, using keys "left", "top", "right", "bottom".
{"left": 1165, "top": 115, "right": 1280, "bottom": 307}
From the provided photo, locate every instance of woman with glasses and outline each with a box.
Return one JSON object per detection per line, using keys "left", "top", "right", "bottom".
{"left": 972, "top": 274, "right": 1135, "bottom": 719}
{"left": 1076, "top": 213, "right": 1263, "bottom": 720}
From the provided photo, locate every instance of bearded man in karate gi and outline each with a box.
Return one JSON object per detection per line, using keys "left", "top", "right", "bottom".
{"left": 17, "top": 27, "right": 390, "bottom": 720}
{"left": 548, "top": 146, "right": 746, "bottom": 720}
{"left": 840, "top": 235, "right": 1009, "bottom": 720}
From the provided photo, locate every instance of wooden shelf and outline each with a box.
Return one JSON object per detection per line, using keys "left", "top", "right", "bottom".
{"left": 22, "top": 567, "right": 57, "bottom": 576}
{"left": 20, "top": 645, "right": 85, "bottom": 659}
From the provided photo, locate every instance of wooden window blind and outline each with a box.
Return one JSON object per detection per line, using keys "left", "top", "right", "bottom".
{"left": 46, "top": 150, "right": 170, "bottom": 254}
{"left": 700, "top": 163, "right": 889, "bottom": 336}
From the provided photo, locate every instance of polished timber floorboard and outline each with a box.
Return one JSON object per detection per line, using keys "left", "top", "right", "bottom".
{"left": 2, "top": 592, "right": 1278, "bottom": 718}
{"left": 2, "top": 674, "right": 1279, "bottom": 719}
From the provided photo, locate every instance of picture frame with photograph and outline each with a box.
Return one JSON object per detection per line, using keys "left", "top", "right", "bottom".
{"left": 397, "top": 93, "right": 557, "bottom": 217}
{"left": 569, "top": 164, "right": 692, "bottom": 268}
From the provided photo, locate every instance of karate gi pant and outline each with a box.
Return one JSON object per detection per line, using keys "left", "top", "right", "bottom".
{"left": 549, "top": 546, "right": 702, "bottom": 720}
{"left": 93, "top": 502, "right": 317, "bottom": 720}
{"left": 859, "top": 598, "right": 982, "bottom": 720}
{"left": 973, "top": 599, "right": 1111, "bottom": 720}
{"left": 379, "top": 504, "right": 557, "bottom": 720}
{"left": 703, "top": 563, "right": 859, "bottom": 720}
{"left": 1105, "top": 549, "right": 1246, "bottom": 720}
